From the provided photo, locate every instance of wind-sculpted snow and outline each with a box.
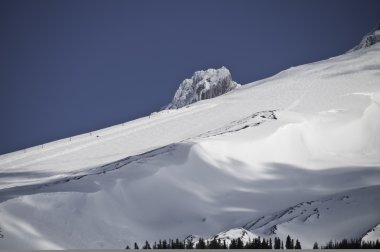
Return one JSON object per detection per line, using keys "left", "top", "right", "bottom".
{"left": 0, "top": 144, "right": 177, "bottom": 203}
{"left": 165, "top": 67, "right": 240, "bottom": 109}
{"left": 0, "top": 35, "right": 380, "bottom": 249}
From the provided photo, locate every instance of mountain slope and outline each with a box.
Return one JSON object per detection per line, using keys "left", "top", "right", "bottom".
{"left": 0, "top": 42, "right": 380, "bottom": 248}
{"left": 242, "top": 185, "right": 380, "bottom": 248}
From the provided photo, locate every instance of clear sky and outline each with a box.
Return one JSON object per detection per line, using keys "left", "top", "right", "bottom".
{"left": 0, "top": 0, "right": 379, "bottom": 154}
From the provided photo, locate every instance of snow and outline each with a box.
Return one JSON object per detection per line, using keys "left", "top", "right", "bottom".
{"left": 207, "top": 228, "right": 257, "bottom": 247}
{"left": 0, "top": 41, "right": 380, "bottom": 248}
{"left": 362, "top": 224, "right": 380, "bottom": 242}
{"left": 243, "top": 186, "right": 380, "bottom": 248}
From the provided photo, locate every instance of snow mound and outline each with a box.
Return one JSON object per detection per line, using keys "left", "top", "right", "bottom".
{"left": 350, "top": 22, "right": 380, "bottom": 51}
{"left": 210, "top": 228, "right": 257, "bottom": 246}
{"left": 189, "top": 228, "right": 257, "bottom": 248}
{"left": 165, "top": 66, "right": 240, "bottom": 109}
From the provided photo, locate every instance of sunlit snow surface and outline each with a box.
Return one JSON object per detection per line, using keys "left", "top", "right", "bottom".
{"left": 0, "top": 44, "right": 380, "bottom": 248}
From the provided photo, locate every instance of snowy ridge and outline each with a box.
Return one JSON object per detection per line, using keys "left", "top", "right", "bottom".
{"left": 350, "top": 22, "right": 380, "bottom": 51}
{"left": 165, "top": 66, "right": 240, "bottom": 109}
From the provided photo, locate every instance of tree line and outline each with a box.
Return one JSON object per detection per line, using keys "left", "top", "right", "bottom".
{"left": 126, "top": 235, "right": 380, "bottom": 249}
{"left": 126, "top": 235, "right": 301, "bottom": 249}
{"left": 319, "top": 238, "right": 380, "bottom": 249}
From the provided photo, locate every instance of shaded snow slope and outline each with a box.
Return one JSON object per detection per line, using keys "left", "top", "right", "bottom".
{"left": 0, "top": 43, "right": 380, "bottom": 249}
{"left": 165, "top": 66, "right": 240, "bottom": 109}
{"left": 242, "top": 185, "right": 380, "bottom": 248}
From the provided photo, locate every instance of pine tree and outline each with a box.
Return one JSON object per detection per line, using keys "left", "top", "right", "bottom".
{"left": 295, "top": 239, "right": 301, "bottom": 249}
{"left": 313, "top": 242, "right": 319, "bottom": 249}
{"left": 162, "top": 239, "right": 168, "bottom": 249}
{"left": 125, "top": 245, "right": 130, "bottom": 249}
{"left": 185, "top": 239, "right": 194, "bottom": 249}
{"left": 229, "top": 239, "right": 237, "bottom": 249}
{"left": 179, "top": 239, "right": 185, "bottom": 249}
{"left": 236, "top": 238, "right": 244, "bottom": 249}
{"left": 286, "top": 235, "right": 292, "bottom": 249}
{"left": 209, "top": 238, "right": 219, "bottom": 249}
{"left": 134, "top": 242, "right": 139, "bottom": 250}
{"left": 157, "top": 240, "right": 162, "bottom": 249}
{"left": 262, "top": 238, "right": 268, "bottom": 249}
{"left": 142, "top": 240, "right": 151, "bottom": 249}
{"left": 244, "top": 238, "right": 252, "bottom": 249}
{"left": 269, "top": 238, "right": 273, "bottom": 249}
{"left": 255, "top": 237, "right": 261, "bottom": 249}
{"left": 174, "top": 238, "right": 180, "bottom": 249}
{"left": 223, "top": 240, "right": 227, "bottom": 249}
{"left": 274, "top": 237, "right": 281, "bottom": 249}
{"left": 196, "top": 238, "right": 206, "bottom": 249}
{"left": 281, "top": 241, "right": 284, "bottom": 249}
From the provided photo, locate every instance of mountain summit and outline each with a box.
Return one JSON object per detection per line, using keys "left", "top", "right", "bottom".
{"left": 165, "top": 66, "right": 240, "bottom": 109}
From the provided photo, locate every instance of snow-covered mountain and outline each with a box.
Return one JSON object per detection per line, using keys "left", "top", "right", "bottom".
{"left": 165, "top": 66, "right": 240, "bottom": 109}
{"left": 0, "top": 28, "right": 380, "bottom": 249}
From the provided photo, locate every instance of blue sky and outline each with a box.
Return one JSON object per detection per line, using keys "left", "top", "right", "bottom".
{"left": 0, "top": 0, "right": 380, "bottom": 154}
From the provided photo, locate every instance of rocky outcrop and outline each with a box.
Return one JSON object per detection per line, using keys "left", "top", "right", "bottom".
{"left": 350, "top": 22, "right": 380, "bottom": 52}
{"left": 165, "top": 67, "right": 240, "bottom": 109}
